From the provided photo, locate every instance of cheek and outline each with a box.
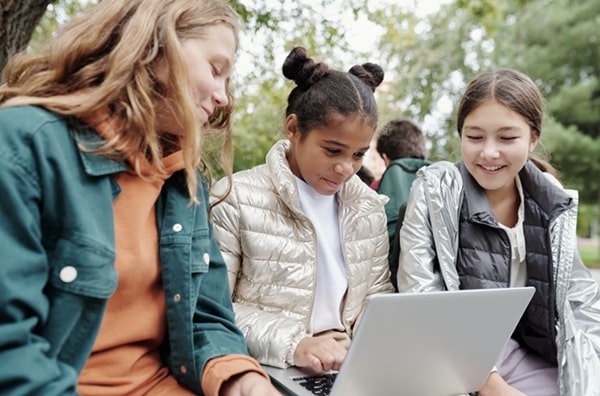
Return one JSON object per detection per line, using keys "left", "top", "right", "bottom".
{"left": 460, "top": 141, "right": 473, "bottom": 159}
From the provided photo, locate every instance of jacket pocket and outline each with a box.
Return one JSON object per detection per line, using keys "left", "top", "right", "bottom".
{"left": 47, "top": 236, "right": 117, "bottom": 298}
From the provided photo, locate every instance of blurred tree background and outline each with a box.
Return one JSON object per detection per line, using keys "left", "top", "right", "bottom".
{"left": 2, "top": 0, "right": 599, "bottom": 241}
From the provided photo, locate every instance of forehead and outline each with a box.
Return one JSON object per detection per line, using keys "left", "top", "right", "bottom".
{"left": 464, "top": 100, "right": 529, "bottom": 128}
{"left": 310, "top": 115, "right": 374, "bottom": 148}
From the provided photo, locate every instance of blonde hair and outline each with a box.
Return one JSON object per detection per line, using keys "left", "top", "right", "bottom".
{"left": 0, "top": 0, "right": 239, "bottom": 201}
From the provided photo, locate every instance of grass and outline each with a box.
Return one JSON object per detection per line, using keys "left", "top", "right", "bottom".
{"left": 579, "top": 240, "right": 600, "bottom": 268}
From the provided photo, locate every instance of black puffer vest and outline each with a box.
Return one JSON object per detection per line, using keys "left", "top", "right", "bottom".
{"left": 455, "top": 161, "right": 574, "bottom": 366}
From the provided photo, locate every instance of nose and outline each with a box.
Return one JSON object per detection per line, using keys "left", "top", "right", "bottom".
{"left": 212, "top": 82, "right": 229, "bottom": 107}
{"left": 481, "top": 139, "right": 500, "bottom": 159}
{"left": 334, "top": 159, "right": 354, "bottom": 177}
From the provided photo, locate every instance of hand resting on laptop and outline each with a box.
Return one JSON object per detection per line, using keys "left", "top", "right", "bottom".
{"left": 294, "top": 335, "right": 347, "bottom": 374}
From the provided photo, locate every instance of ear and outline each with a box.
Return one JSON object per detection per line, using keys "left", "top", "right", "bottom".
{"left": 382, "top": 153, "right": 391, "bottom": 167}
{"left": 529, "top": 130, "right": 540, "bottom": 152}
{"left": 285, "top": 114, "right": 300, "bottom": 143}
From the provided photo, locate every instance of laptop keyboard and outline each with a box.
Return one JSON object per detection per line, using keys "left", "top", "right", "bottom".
{"left": 293, "top": 373, "right": 338, "bottom": 395}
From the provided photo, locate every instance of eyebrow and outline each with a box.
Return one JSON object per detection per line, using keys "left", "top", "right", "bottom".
{"left": 321, "top": 139, "right": 370, "bottom": 152}
{"left": 463, "top": 125, "right": 522, "bottom": 133}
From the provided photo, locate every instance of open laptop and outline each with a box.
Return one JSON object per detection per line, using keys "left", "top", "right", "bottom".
{"left": 263, "top": 287, "right": 535, "bottom": 396}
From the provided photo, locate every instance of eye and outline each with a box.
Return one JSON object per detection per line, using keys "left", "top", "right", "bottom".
{"left": 324, "top": 147, "right": 340, "bottom": 155}
{"left": 211, "top": 64, "right": 222, "bottom": 77}
{"left": 353, "top": 152, "right": 366, "bottom": 159}
{"left": 500, "top": 136, "right": 518, "bottom": 141}
{"left": 465, "top": 135, "right": 482, "bottom": 140}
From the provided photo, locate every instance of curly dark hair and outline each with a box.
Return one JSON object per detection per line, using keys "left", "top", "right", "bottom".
{"left": 282, "top": 46, "right": 384, "bottom": 139}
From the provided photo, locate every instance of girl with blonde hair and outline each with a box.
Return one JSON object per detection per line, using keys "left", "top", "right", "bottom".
{"left": 0, "top": 1, "right": 279, "bottom": 395}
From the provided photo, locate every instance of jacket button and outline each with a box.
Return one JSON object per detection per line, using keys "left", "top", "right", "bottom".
{"left": 203, "top": 253, "right": 210, "bottom": 265}
{"left": 180, "top": 365, "right": 187, "bottom": 374}
{"left": 173, "top": 293, "right": 181, "bottom": 303}
{"left": 59, "top": 266, "right": 78, "bottom": 283}
{"left": 172, "top": 223, "right": 183, "bottom": 232}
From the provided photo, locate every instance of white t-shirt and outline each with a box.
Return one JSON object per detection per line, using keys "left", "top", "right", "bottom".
{"left": 498, "top": 176, "right": 527, "bottom": 287}
{"left": 296, "top": 177, "right": 348, "bottom": 333}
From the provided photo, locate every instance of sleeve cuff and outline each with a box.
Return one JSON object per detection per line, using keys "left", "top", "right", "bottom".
{"left": 201, "top": 354, "right": 268, "bottom": 396}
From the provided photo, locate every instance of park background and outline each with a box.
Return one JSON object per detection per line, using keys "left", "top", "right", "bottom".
{"left": 2, "top": 0, "right": 599, "bottom": 267}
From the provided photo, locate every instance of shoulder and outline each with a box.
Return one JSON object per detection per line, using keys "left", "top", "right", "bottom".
{"left": 417, "top": 161, "right": 461, "bottom": 184}
{"left": 0, "top": 106, "right": 75, "bottom": 169}
{"left": 520, "top": 161, "right": 576, "bottom": 210}
{"left": 342, "top": 176, "right": 388, "bottom": 208}
{"left": 0, "top": 105, "right": 69, "bottom": 141}
{"left": 0, "top": 105, "right": 68, "bottom": 134}
{"left": 212, "top": 164, "right": 272, "bottom": 203}
{"left": 407, "top": 161, "right": 463, "bottom": 208}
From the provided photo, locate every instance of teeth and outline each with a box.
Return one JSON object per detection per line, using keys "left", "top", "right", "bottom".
{"left": 483, "top": 165, "right": 502, "bottom": 171}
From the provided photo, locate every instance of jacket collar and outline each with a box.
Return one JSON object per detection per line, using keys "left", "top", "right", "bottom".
{"left": 73, "top": 128, "right": 127, "bottom": 177}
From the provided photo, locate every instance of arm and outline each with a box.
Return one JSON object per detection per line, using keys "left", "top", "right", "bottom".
{"left": 0, "top": 153, "right": 78, "bottom": 394}
{"left": 210, "top": 178, "right": 243, "bottom": 295}
{"left": 559, "top": 248, "right": 600, "bottom": 393}
{"left": 478, "top": 372, "right": 526, "bottom": 396}
{"left": 210, "top": 179, "right": 309, "bottom": 368}
{"left": 364, "top": 207, "right": 395, "bottom": 298}
{"left": 396, "top": 176, "right": 445, "bottom": 293}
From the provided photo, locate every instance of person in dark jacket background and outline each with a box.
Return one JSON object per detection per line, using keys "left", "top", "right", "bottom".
{"left": 375, "top": 118, "right": 430, "bottom": 244}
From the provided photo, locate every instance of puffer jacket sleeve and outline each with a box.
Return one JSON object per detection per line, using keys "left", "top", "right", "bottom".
{"left": 210, "top": 178, "right": 243, "bottom": 296}
{"left": 396, "top": 171, "right": 443, "bottom": 292}
{"left": 558, "top": 249, "right": 600, "bottom": 395}
{"left": 233, "top": 303, "right": 308, "bottom": 368}
{"left": 353, "top": 203, "right": 395, "bottom": 326}
{"left": 363, "top": 206, "right": 395, "bottom": 299}
{"left": 366, "top": 242, "right": 395, "bottom": 298}
{"left": 397, "top": 161, "right": 462, "bottom": 292}
{"left": 210, "top": 177, "right": 308, "bottom": 368}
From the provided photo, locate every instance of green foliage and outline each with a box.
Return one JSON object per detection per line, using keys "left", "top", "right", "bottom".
{"left": 577, "top": 204, "right": 600, "bottom": 239}
{"left": 26, "top": 0, "right": 600, "bottom": 213}
{"left": 579, "top": 240, "right": 600, "bottom": 268}
{"left": 30, "top": 0, "right": 96, "bottom": 52}
{"left": 542, "top": 118, "right": 600, "bottom": 203}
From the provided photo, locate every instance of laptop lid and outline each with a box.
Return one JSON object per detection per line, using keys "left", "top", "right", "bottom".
{"left": 263, "top": 287, "right": 535, "bottom": 396}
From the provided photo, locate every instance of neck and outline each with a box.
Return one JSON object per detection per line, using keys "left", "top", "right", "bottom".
{"left": 487, "top": 182, "right": 519, "bottom": 227}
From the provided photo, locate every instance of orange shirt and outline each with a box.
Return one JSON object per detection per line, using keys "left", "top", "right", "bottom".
{"left": 77, "top": 113, "right": 267, "bottom": 396}
{"left": 77, "top": 150, "right": 195, "bottom": 396}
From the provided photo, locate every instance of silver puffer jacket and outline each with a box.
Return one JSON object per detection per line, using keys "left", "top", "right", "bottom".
{"left": 210, "top": 139, "right": 394, "bottom": 368}
{"left": 397, "top": 161, "right": 600, "bottom": 396}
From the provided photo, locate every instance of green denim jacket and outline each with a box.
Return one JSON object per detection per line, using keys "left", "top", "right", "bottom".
{"left": 0, "top": 106, "right": 248, "bottom": 395}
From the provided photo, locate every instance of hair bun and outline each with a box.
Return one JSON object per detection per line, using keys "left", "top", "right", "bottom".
{"left": 348, "top": 63, "right": 384, "bottom": 92}
{"left": 282, "top": 46, "right": 329, "bottom": 90}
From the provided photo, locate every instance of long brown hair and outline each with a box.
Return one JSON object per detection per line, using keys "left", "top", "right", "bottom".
{"left": 0, "top": 0, "right": 239, "bottom": 201}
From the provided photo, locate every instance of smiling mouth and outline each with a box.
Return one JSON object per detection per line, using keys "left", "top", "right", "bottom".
{"left": 480, "top": 164, "right": 504, "bottom": 172}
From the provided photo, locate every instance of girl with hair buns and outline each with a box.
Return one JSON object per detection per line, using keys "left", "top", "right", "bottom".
{"left": 211, "top": 46, "right": 394, "bottom": 374}
{"left": 397, "top": 68, "right": 600, "bottom": 395}
{"left": 0, "top": 0, "right": 280, "bottom": 395}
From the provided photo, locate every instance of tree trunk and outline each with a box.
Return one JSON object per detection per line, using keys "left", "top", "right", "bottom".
{"left": 0, "top": 0, "right": 51, "bottom": 82}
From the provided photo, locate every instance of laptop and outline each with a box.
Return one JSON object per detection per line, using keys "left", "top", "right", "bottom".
{"left": 263, "top": 287, "right": 535, "bottom": 396}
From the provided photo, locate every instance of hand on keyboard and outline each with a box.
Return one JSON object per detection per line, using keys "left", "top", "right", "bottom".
{"left": 293, "top": 336, "right": 347, "bottom": 374}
